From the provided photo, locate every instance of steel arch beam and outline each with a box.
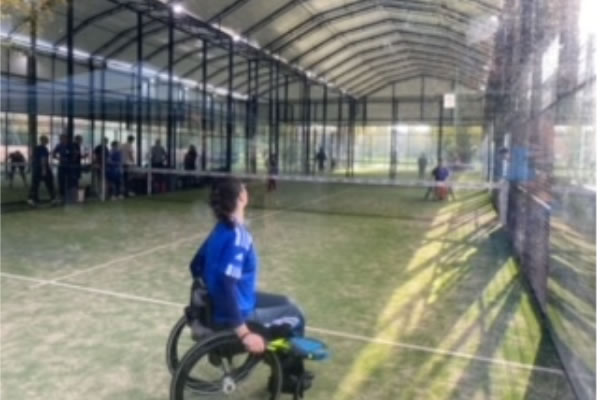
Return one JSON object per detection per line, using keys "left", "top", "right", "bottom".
{"left": 207, "top": 0, "right": 254, "bottom": 24}
{"left": 207, "top": 31, "right": 489, "bottom": 87}
{"left": 242, "top": 0, "right": 307, "bottom": 37}
{"left": 248, "top": 0, "right": 499, "bottom": 42}
{"left": 359, "top": 74, "right": 425, "bottom": 98}
{"left": 54, "top": 4, "right": 126, "bottom": 45}
{"left": 303, "top": 29, "right": 490, "bottom": 73}
{"left": 347, "top": 62, "right": 481, "bottom": 91}
{"left": 289, "top": 20, "right": 491, "bottom": 66}
{"left": 273, "top": 13, "right": 476, "bottom": 57}
{"left": 335, "top": 57, "right": 485, "bottom": 90}
{"left": 203, "top": 14, "right": 491, "bottom": 78}
{"left": 212, "top": 34, "right": 488, "bottom": 89}
{"left": 143, "top": 33, "right": 202, "bottom": 62}
{"left": 264, "top": 1, "right": 472, "bottom": 52}
{"left": 332, "top": 51, "right": 485, "bottom": 88}
{"left": 105, "top": 24, "right": 166, "bottom": 59}
{"left": 361, "top": 73, "right": 476, "bottom": 98}
{"left": 320, "top": 38, "right": 488, "bottom": 79}
{"left": 227, "top": 50, "right": 484, "bottom": 94}
{"left": 246, "top": 62, "right": 480, "bottom": 99}
{"left": 92, "top": 20, "right": 162, "bottom": 56}
{"left": 354, "top": 68, "right": 482, "bottom": 96}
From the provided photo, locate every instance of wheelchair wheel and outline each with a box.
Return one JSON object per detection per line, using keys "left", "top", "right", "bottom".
{"left": 170, "top": 331, "right": 282, "bottom": 400}
{"left": 166, "top": 315, "right": 198, "bottom": 374}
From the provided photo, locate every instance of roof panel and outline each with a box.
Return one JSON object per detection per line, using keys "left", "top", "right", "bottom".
{"left": 2, "top": 0, "right": 503, "bottom": 97}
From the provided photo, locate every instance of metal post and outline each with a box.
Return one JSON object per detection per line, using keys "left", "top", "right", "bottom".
{"left": 88, "top": 59, "right": 95, "bottom": 163}
{"left": 437, "top": 96, "right": 444, "bottom": 163}
{"left": 347, "top": 98, "right": 355, "bottom": 177}
{"left": 390, "top": 85, "right": 397, "bottom": 179}
{"left": 145, "top": 78, "right": 152, "bottom": 165}
{"left": 321, "top": 85, "right": 327, "bottom": 155}
{"left": 209, "top": 93, "right": 215, "bottom": 170}
{"left": 362, "top": 96, "right": 367, "bottom": 169}
{"left": 336, "top": 94, "right": 342, "bottom": 168}
{"left": 245, "top": 59, "right": 252, "bottom": 172}
{"left": 274, "top": 63, "right": 280, "bottom": 161}
{"left": 268, "top": 62, "right": 274, "bottom": 157}
{"left": 136, "top": 12, "right": 143, "bottom": 166}
{"left": 4, "top": 48, "right": 10, "bottom": 177}
{"left": 100, "top": 65, "right": 107, "bottom": 201}
{"left": 166, "top": 10, "right": 175, "bottom": 168}
{"left": 66, "top": 0, "right": 74, "bottom": 142}
{"left": 50, "top": 54, "right": 55, "bottom": 143}
{"left": 252, "top": 60, "right": 259, "bottom": 173}
{"left": 27, "top": 1, "right": 38, "bottom": 156}
{"left": 420, "top": 75, "right": 425, "bottom": 121}
{"left": 302, "top": 79, "right": 310, "bottom": 174}
{"left": 250, "top": 60, "right": 260, "bottom": 174}
{"left": 306, "top": 82, "right": 311, "bottom": 175}
{"left": 201, "top": 41, "right": 207, "bottom": 171}
{"left": 487, "top": 120, "right": 494, "bottom": 182}
{"left": 283, "top": 75, "right": 289, "bottom": 172}
{"left": 226, "top": 40, "right": 234, "bottom": 171}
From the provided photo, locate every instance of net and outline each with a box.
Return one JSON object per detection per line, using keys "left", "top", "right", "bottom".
{"left": 125, "top": 167, "right": 504, "bottom": 222}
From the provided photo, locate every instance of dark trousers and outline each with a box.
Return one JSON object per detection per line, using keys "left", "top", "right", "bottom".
{"left": 248, "top": 292, "right": 305, "bottom": 337}
{"left": 29, "top": 170, "right": 55, "bottom": 201}
{"left": 151, "top": 162, "right": 166, "bottom": 193}
{"left": 57, "top": 166, "right": 67, "bottom": 199}
{"left": 107, "top": 173, "right": 122, "bottom": 197}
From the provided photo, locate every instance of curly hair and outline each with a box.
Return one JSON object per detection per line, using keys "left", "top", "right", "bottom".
{"left": 209, "top": 177, "right": 244, "bottom": 227}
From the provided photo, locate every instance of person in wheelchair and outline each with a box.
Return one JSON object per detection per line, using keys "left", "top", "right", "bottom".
{"left": 189, "top": 177, "right": 312, "bottom": 392}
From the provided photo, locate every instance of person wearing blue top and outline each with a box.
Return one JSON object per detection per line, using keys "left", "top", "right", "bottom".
{"left": 190, "top": 178, "right": 311, "bottom": 392}
{"left": 424, "top": 161, "right": 454, "bottom": 200}
{"left": 106, "top": 141, "right": 124, "bottom": 200}
{"left": 28, "top": 136, "right": 57, "bottom": 206}
{"left": 52, "top": 134, "right": 71, "bottom": 202}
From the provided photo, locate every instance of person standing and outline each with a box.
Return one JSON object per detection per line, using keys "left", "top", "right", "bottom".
{"left": 418, "top": 153, "right": 428, "bottom": 180}
{"left": 184, "top": 145, "right": 198, "bottom": 189}
{"left": 106, "top": 141, "right": 124, "bottom": 200}
{"left": 267, "top": 153, "right": 278, "bottom": 192}
{"left": 425, "top": 161, "right": 452, "bottom": 201}
{"left": 315, "top": 147, "right": 327, "bottom": 173}
{"left": 52, "top": 134, "right": 72, "bottom": 202}
{"left": 70, "top": 135, "right": 85, "bottom": 198}
{"left": 150, "top": 139, "right": 167, "bottom": 193}
{"left": 120, "top": 135, "right": 136, "bottom": 197}
{"left": 93, "top": 137, "right": 109, "bottom": 198}
{"left": 28, "top": 136, "right": 56, "bottom": 205}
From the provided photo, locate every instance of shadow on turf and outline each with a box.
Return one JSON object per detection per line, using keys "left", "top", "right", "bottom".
{"left": 330, "top": 197, "right": 571, "bottom": 400}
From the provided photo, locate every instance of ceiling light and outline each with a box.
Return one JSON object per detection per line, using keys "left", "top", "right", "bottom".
{"left": 172, "top": 3, "right": 185, "bottom": 14}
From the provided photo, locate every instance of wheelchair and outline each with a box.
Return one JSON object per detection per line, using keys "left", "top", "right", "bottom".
{"left": 167, "top": 280, "right": 329, "bottom": 400}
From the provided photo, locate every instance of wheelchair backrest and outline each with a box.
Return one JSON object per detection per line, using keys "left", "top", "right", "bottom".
{"left": 185, "top": 279, "right": 213, "bottom": 327}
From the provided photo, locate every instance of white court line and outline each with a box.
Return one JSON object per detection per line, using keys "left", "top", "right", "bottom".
{"left": 29, "top": 189, "right": 348, "bottom": 289}
{"left": 2, "top": 271, "right": 565, "bottom": 376}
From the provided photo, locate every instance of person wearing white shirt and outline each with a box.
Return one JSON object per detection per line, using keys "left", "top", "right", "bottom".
{"left": 120, "top": 135, "right": 136, "bottom": 197}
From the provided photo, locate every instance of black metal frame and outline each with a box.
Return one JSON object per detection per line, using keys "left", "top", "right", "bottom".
{"left": 136, "top": 11, "right": 143, "bottom": 165}
{"left": 66, "top": 0, "right": 74, "bottom": 142}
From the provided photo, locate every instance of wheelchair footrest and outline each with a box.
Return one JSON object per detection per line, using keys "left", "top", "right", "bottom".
{"left": 268, "top": 337, "right": 330, "bottom": 361}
